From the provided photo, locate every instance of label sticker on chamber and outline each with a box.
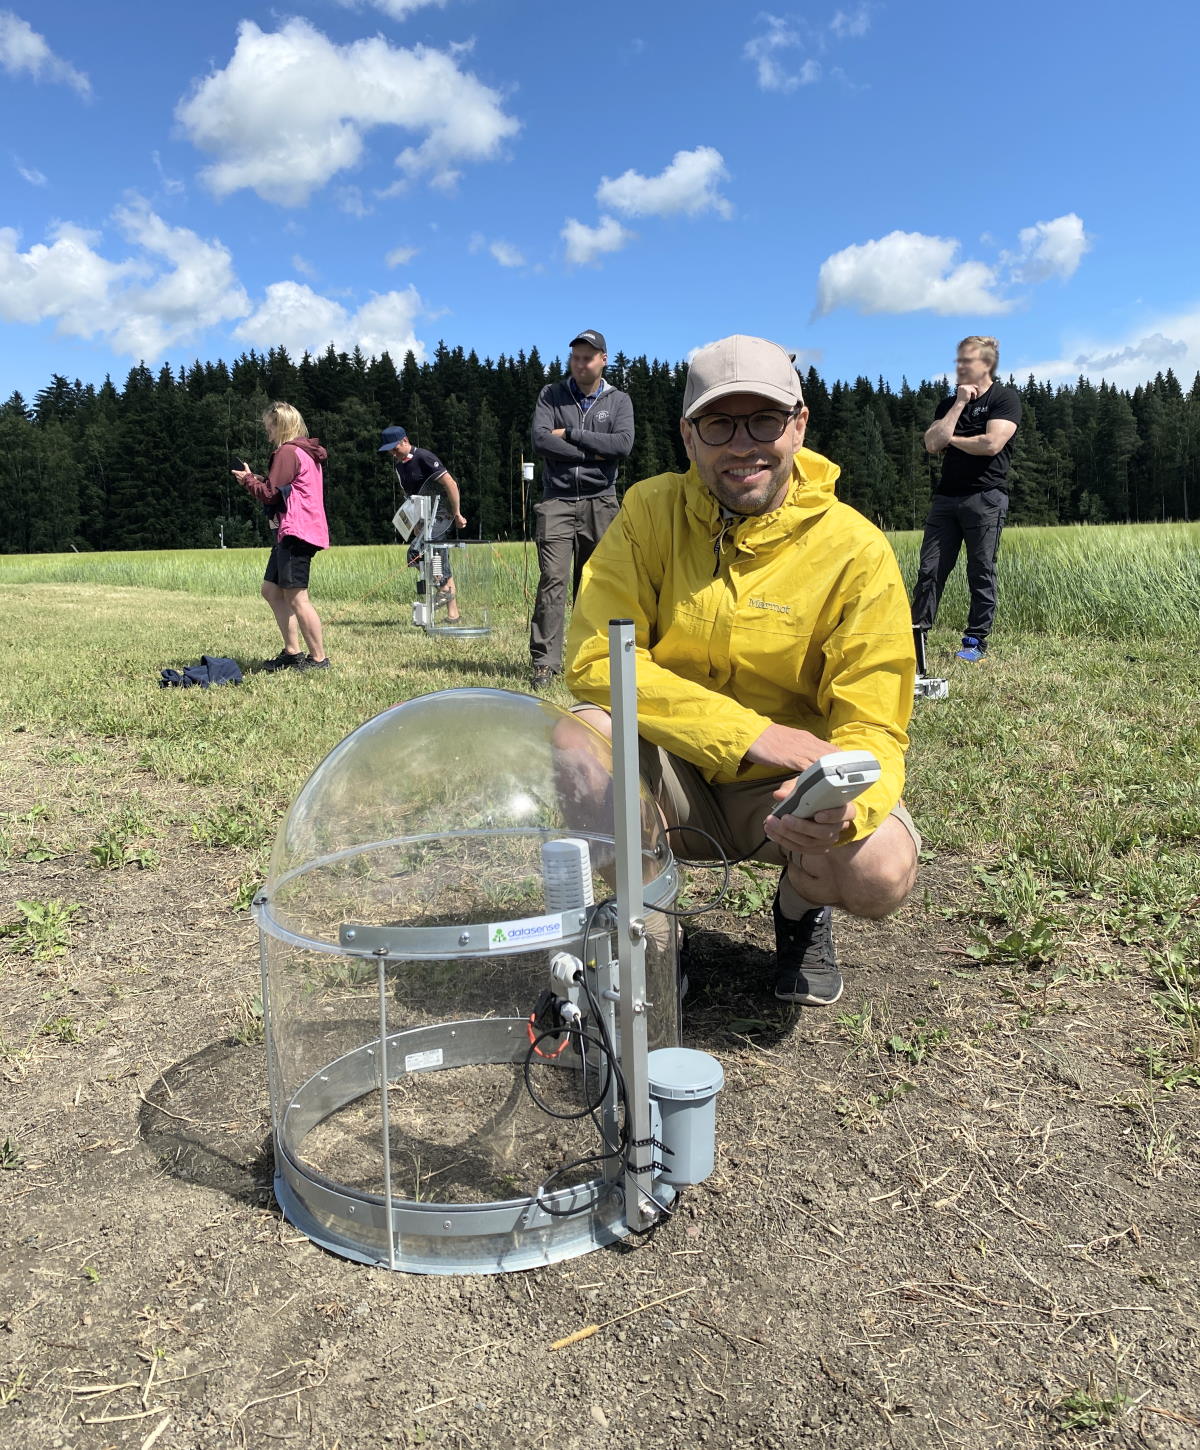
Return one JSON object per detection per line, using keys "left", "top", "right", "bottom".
{"left": 404, "top": 1048, "right": 443, "bottom": 1072}
{"left": 485, "top": 913, "right": 564, "bottom": 950}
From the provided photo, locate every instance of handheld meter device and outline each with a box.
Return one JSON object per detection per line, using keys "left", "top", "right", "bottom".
{"left": 769, "top": 750, "right": 881, "bottom": 821}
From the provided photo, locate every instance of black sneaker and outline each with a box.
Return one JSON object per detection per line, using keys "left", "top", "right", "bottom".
{"left": 263, "top": 649, "right": 305, "bottom": 672}
{"left": 530, "top": 665, "right": 555, "bottom": 689}
{"left": 298, "top": 655, "right": 331, "bottom": 671}
{"left": 773, "top": 893, "right": 843, "bottom": 1005}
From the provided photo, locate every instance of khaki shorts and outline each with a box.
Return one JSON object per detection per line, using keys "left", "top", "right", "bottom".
{"left": 572, "top": 705, "right": 921, "bottom": 865}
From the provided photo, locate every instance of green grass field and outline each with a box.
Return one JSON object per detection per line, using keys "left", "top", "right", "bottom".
{"left": 4, "top": 520, "right": 1199, "bottom": 635}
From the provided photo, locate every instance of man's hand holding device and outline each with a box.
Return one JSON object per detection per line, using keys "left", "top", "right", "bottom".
{"left": 763, "top": 750, "right": 882, "bottom": 856}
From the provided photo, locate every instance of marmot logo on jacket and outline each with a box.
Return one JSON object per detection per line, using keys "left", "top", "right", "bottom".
{"left": 749, "top": 597, "right": 790, "bottom": 614}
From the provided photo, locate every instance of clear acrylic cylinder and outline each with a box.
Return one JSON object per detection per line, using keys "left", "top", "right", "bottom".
{"left": 254, "top": 689, "right": 681, "bottom": 1274}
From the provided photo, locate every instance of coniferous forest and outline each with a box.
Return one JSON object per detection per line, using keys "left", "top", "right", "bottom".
{"left": 1, "top": 342, "right": 1197, "bottom": 554}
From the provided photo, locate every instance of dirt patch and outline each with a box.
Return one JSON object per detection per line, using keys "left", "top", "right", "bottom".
{"left": 1, "top": 732, "right": 1198, "bottom": 1449}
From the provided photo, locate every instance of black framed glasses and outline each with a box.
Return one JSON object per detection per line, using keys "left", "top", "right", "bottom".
{"left": 690, "top": 407, "right": 799, "bottom": 447}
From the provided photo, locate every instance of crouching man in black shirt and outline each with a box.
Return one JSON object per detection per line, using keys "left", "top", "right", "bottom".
{"left": 911, "top": 335, "right": 1021, "bottom": 663}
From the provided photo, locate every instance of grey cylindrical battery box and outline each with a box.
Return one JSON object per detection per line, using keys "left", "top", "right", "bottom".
{"left": 647, "top": 1047, "right": 724, "bottom": 1186}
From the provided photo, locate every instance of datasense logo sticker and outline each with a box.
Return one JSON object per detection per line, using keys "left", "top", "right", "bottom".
{"left": 486, "top": 914, "right": 564, "bottom": 950}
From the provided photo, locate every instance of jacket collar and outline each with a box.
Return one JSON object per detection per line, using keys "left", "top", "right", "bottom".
{"left": 682, "top": 447, "right": 841, "bottom": 548}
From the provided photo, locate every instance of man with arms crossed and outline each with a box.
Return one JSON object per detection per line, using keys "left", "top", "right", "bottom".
{"left": 911, "top": 335, "right": 1021, "bottom": 664}
{"left": 566, "top": 336, "right": 917, "bottom": 1006}
{"left": 529, "top": 329, "right": 634, "bottom": 689}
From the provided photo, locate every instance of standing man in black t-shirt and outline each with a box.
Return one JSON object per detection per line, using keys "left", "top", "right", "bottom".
{"left": 911, "top": 335, "right": 1021, "bottom": 663}
{"left": 379, "top": 425, "right": 468, "bottom": 622}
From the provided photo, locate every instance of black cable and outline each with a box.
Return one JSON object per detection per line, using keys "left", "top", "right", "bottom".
{"left": 523, "top": 899, "right": 633, "bottom": 1217}
{"left": 523, "top": 1023, "right": 613, "bottom": 1121}
{"left": 642, "top": 822, "right": 772, "bottom": 922}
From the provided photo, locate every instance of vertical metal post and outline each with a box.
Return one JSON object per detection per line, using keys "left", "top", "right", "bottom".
{"left": 608, "top": 619, "right": 657, "bottom": 1230}
{"left": 376, "top": 956, "right": 397, "bottom": 1270}
{"left": 417, "top": 496, "right": 436, "bottom": 631}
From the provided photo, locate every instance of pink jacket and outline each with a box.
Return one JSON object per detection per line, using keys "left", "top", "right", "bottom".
{"left": 245, "top": 438, "right": 329, "bottom": 549}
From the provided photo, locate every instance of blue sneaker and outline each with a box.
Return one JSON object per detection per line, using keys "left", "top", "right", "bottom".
{"left": 956, "top": 635, "right": 987, "bottom": 662}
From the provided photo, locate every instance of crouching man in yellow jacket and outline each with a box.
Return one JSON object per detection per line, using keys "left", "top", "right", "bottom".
{"left": 565, "top": 335, "right": 919, "bottom": 1006}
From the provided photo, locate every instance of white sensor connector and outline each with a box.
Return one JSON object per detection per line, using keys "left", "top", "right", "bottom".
{"left": 550, "top": 952, "right": 584, "bottom": 989}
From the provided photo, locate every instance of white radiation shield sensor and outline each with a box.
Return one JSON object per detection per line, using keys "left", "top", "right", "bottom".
{"left": 540, "top": 838, "right": 594, "bottom": 913}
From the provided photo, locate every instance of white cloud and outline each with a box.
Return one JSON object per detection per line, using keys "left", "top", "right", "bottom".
{"left": 830, "top": 5, "right": 871, "bottom": 39}
{"left": 561, "top": 216, "right": 635, "bottom": 267}
{"left": 596, "top": 146, "right": 732, "bottom": 220}
{"left": 385, "top": 245, "right": 418, "bottom": 267}
{"left": 816, "top": 230, "right": 1011, "bottom": 316}
{"left": 15, "top": 159, "right": 46, "bottom": 186}
{"left": 744, "top": 15, "right": 820, "bottom": 92}
{"left": 151, "top": 150, "right": 185, "bottom": 198}
{"left": 336, "top": 186, "right": 373, "bottom": 218}
{"left": 334, "top": 0, "right": 449, "bottom": 19}
{"left": 176, "top": 18, "right": 519, "bottom": 206}
{"left": 0, "top": 11, "right": 90, "bottom": 97}
{"left": 1076, "top": 332, "right": 1187, "bottom": 373}
{"left": 1004, "top": 212, "right": 1090, "bottom": 283}
{"left": 1019, "top": 314, "right": 1200, "bottom": 390}
{"left": 0, "top": 223, "right": 133, "bottom": 330}
{"left": 292, "top": 254, "right": 317, "bottom": 280}
{"left": 817, "top": 211, "right": 1093, "bottom": 317}
{"left": 106, "top": 202, "right": 251, "bottom": 356}
{"left": 0, "top": 201, "right": 249, "bottom": 357}
{"left": 489, "top": 240, "right": 524, "bottom": 267}
{"left": 233, "top": 280, "right": 427, "bottom": 362}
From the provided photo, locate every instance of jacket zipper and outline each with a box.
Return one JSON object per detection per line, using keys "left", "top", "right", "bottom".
{"left": 570, "top": 379, "right": 604, "bottom": 496}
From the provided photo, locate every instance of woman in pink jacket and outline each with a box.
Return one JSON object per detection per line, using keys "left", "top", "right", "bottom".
{"left": 234, "top": 401, "right": 330, "bottom": 672}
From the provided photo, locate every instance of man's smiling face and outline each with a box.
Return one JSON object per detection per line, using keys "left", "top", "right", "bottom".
{"left": 681, "top": 392, "right": 808, "bottom": 516}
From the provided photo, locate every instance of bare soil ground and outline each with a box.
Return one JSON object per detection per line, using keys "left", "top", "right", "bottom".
{"left": 2, "top": 732, "right": 1198, "bottom": 1450}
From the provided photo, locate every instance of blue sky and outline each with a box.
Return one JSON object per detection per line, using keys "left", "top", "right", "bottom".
{"left": 1, "top": 1, "right": 1196, "bottom": 402}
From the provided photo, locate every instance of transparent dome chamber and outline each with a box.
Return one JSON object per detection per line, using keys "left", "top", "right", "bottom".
{"left": 255, "top": 688, "right": 684, "bottom": 1274}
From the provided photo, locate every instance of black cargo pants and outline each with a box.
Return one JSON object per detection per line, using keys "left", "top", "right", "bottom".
{"left": 910, "top": 488, "right": 1008, "bottom": 641}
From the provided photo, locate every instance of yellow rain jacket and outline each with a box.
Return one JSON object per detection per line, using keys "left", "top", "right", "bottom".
{"left": 566, "top": 448, "right": 915, "bottom": 842}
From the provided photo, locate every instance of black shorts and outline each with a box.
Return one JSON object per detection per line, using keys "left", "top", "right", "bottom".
{"left": 265, "top": 534, "right": 319, "bottom": 590}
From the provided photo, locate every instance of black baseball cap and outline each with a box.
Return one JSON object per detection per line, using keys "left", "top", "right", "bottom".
{"left": 569, "top": 329, "right": 607, "bottom": 353}
{"left": 378, "top": 425, "right": 408, "bottom": 451}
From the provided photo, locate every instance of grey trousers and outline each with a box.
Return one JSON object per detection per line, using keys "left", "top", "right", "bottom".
{"left": 529, "top": 493, "right": 619, "bottom": 672}
{"left": 910, "top": 488, "right": 1008, "bottom": 641}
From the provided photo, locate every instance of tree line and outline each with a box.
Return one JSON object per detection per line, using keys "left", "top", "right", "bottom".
{"left": 2, "top": 341, "right": 1197, "bottom": 555}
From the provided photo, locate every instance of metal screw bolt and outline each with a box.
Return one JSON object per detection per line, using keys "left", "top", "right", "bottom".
{"left": 442, "top": 1220, "right": 452, "bottom": 1231}
{"left": 458, "top": 932, "right": 470, "bottom": 946}
{"left": 344, "top": 928, "right": 357, "bottom": 941}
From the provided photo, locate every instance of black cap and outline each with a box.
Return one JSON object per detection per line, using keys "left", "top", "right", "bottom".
{"left": 378, "top": 425, "right": 408, "bottom": 451}
{"left": 569, "top": 329, "right": 607, "bottom": 353}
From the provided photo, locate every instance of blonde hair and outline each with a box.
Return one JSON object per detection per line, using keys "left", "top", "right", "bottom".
{"left": 957, "top": 335, "right": 999, "bottom": 375}
{"left": 262, "top": 401, "right": 307, "bottom": 446}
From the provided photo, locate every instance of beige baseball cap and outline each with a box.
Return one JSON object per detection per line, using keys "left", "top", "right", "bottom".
{"left": 682, "top": 335, "right": 804, "bottom": 418}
